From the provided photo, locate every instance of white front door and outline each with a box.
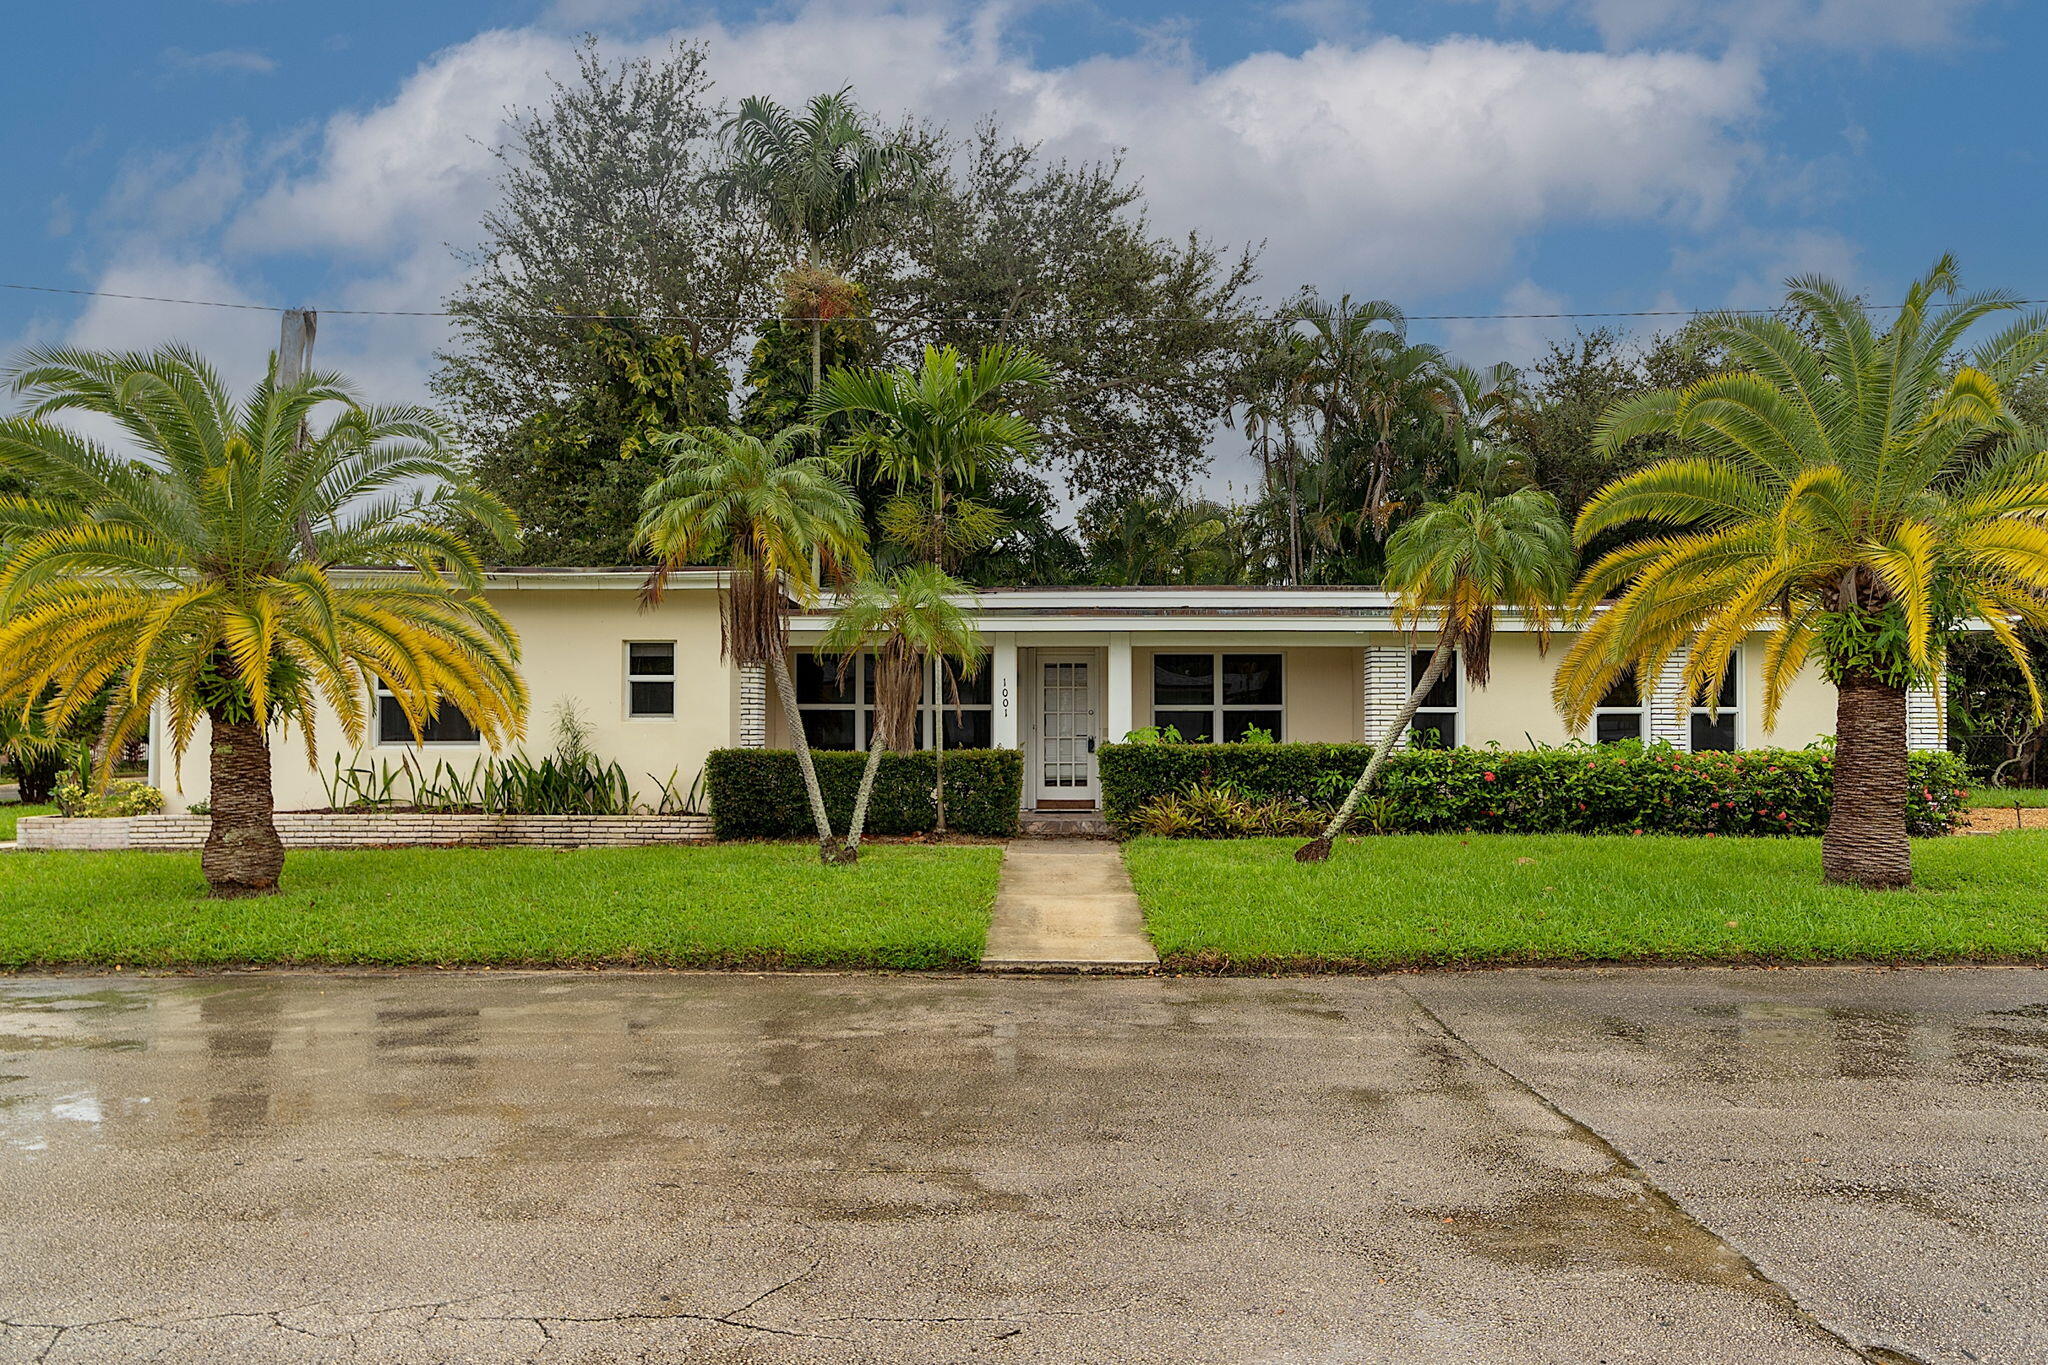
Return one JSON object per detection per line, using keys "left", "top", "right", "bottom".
{"left": 1035, "top": 655, "right": 1099, "bottom": 806}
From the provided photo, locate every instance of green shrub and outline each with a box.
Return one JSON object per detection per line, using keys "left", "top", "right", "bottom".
{"left": 1098, "top": 740, "right": 1970, "bottom": 839}
{"left": 706, "top": 749, "right": 1022, "bottom": 839}
{"left": 53, "top": 776, "right": 166, "bottom": 818}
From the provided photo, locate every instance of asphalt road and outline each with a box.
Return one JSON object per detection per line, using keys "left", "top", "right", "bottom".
{"left": 0, "top": 968, "right": 2042, "bottom": 1364}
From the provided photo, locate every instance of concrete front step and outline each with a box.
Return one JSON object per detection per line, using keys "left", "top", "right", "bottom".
{"left": 1017, "top": 809, "right": 1115, "bottom": 839}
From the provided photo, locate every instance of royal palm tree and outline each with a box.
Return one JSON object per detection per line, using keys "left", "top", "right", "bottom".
{"left": 812, "top": 343, "right": 1054, "bottom": 568}
{"left": 1297, "top": 460, "right": 1573, "bottom": 861}
{"left": 637, "top": 423, "right": 869, "bottom": 863}
{"left": 0, "top": 344, "right": 526, "bottom": 895}
{"left": 817, "top": 565, "right": 982, "bottom": 859}
{"left": 713, "top": 88, "right": 926, "bottom": 393}
{"left": 1553, "top": 258, "right": 2048, "bottom": 888}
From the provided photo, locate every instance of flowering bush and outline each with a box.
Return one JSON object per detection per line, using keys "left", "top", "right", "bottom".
{"left": 1098, "top": 740, "right": 1969, "bottom": 839}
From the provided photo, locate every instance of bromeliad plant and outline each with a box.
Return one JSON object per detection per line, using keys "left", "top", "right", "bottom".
{"left": 1553, "top": 258, "right": 2048, "bottom": 889}
{"left": 0, "top": 345, "right": 526, "bottom": 896}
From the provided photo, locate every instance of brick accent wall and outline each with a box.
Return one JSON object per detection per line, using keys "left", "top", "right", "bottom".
{"left": 1362, "top": 646, "right": 1411, "bottom": 746}
{"left": 738, "top": 663, "right": 768, "bottom": 748}
{"left": 1907, "top": 674, "right": 1946, "bottom": 753}
{"left": 1647, "top": 656, "right": 1691, "bottom": 750}
{"left": 17, "top": 813, "right": 713, "bottom": 852}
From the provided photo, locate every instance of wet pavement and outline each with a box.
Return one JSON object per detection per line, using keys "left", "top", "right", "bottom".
{"left": 0, "top": 969, "right": 2042, "bottom": 1363}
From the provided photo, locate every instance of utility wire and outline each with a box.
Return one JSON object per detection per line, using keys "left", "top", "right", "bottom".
{"left": 4, "top": 278, "right": 2042, "bottom": 325}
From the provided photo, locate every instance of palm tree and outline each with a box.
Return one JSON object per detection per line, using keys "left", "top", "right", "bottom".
{"left": 1297, "top": 463, "right": 1573, "bottom": 862}
{"left": 1553, "top": 258, "right": 2048, "bottom": 888}
{"left": 817, "top": 566, "right": 982, "bottom": 859}
{"left": 713, "top": 88, "right": 926, "bottom": 393}
{"left": 637, "top": 423, "right": 869, "bottom": 863}
{"left": 1294, "top": 295, "right": 1464, "bottom": 542}
{"left": 0, "top": 344, "right": 526, "bottom": 895}
{"left": 811, "top": 343, "right": 1054, "bottom": 568}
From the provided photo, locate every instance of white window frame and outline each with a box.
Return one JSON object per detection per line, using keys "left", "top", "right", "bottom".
{"left": 1409, "top": 649, "right": 1463, "bottom": 749}
{"left": 1149, "top": 651, "right": 1285, "bottom": 744}
{"left": 795, "top": 651, "right": 993, "bottom": 751}
{"left": 370, "top": 678, "right": 481, "bottom": 749}
{"left": 1592, "top": 668, "right": 1646, "bottom": 745}
{"left": 1690, "top": 650, "right": 1742, "bottom": 752}
{"left": 624, "top": 640, "right": 678, "bottom": 720}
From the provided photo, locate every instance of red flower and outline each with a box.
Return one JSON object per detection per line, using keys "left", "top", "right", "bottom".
{"left": 1483, "top": 772, "right": 1497, "bottom": 782}
{"left": 1705, "top": 832, "right": 1717, "bottom": 838}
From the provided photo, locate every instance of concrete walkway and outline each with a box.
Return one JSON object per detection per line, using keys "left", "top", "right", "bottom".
{"left": 980, "top": 839, "right": 1159, "bottom": 970}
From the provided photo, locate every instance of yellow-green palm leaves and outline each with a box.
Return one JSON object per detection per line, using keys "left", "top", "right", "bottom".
{"left": 1555, "top": 257, "right": 2048, "bottom": 729}
{"left": 0, "top": 343, "right": 527, "bottom": 778}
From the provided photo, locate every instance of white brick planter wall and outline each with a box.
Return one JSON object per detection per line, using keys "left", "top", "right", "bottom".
{"left": 16, "top": 812, "right": 712, "bottom": 852}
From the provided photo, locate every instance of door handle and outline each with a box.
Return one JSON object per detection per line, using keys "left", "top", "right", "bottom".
{"left": 1086, "top": 737, "right": 1097, "bottom": 754}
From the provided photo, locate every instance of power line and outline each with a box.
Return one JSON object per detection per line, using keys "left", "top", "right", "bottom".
{"left": 4, "top": 277, "right": 2043, "bottom": 325}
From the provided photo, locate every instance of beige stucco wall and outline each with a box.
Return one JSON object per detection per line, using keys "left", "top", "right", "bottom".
{"left": 1119, "top": 634, "right": 1839, "bottom": 752}
{"left": 164, "top": 587, "right": 731, "bottom": 814}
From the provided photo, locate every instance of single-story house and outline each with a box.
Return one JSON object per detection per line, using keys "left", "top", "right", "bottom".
{"left": 153, "top": 569, "right": 1949, "bottom": 815}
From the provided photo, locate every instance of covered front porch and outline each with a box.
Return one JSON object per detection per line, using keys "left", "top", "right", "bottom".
{"left": 779, "top": 586, "right": 1438, "bottom": 815}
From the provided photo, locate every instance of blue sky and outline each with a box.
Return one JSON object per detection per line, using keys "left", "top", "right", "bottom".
{"left": 3, "top": 0, "right": 2042, "bottom": 438}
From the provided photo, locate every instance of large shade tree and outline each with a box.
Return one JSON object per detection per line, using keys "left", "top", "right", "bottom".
{"left": 0, "top": 346, "right": 527, "bottom": 895}
{"left": 637, "top": 423, "right": 869, "bottom": 863}
{"left": 1553, "top": 259, "right": 2048, "bottom": 888}
{"left": 1297, "top": 448, "right": 1573, "bottom": 861}
{"left": 817, "top": 565, "right": 983, "bottom": 859}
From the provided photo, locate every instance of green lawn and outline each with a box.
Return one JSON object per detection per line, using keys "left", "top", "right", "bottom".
{"left": 1967, "top": 786, "right": 2048, "bottom": 808}
{"left": 1124, "top": 833, "right": 2048, "bottom": 972}
{"left": 0, "top": 844, "right": 1003, "bottom": 970}
{"left": 0, "top": 803, "right": 54, "bottom": 841}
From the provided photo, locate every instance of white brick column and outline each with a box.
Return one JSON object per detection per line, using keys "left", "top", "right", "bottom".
{"left": 1648, "top": 656, "right": 1691, "bottom": 750}
{"left": 1906, "top": 673, "right": 1946, "bottom": 752}
{"left": 1363, "top": 645, "right": 1410, "bottom": 746}
{"left": 738, "top": 663, "right": 768, "bottom": 748}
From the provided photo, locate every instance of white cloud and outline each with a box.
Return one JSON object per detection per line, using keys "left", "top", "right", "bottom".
{"left": 162, "top": 47, "right": 278, "bottom": 75}
{"left": 1468, "top": 0, "right": 1987, "bottom": 53}
{"left": 58, "top": 2, "right": 1784, "bottom": 426}
{"left": 1669, "top": 225, "right": 1863, "bottom": 307}
{"left": 232, "top": 7, "right": 1764, "bottom": 298}
{"left": 1439, "top": 279, "right": 1572, "bottom": 369}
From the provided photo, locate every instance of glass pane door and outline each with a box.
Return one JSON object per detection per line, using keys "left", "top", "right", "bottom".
{"left": 1038, "top": 660, "right": 1096, "bottom": 798}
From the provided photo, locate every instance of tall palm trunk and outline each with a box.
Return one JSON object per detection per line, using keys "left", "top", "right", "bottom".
{"left": 1823, "top": 672, "right": 1912, "bottom": 888}
{"left": 844, "top": 738, "right": 885, "bottom": 861}
{"left": 767, "top": 649, "right": 843, "bottom": 864}
{"left": 202, "top": 713, "right": 284, "bottom": 896}
{"left": 1296, "top": 646, "right": 1453, "bottom": 863}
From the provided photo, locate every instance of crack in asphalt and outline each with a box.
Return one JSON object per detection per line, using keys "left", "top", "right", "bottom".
{"left": 1394, "top": 981, "right": 1928, "bottom": 1365}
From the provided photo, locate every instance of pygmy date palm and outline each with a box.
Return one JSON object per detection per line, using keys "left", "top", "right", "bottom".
{"left": 1553, "top": 257, "right": 2048, "bottom": 888}
{"left": 0, "top": 345, "right": 526, "bottom": 895}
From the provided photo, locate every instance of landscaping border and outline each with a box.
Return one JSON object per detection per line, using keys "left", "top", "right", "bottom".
{"left": 16, "top": 812, "right": 712, "bottom": 851}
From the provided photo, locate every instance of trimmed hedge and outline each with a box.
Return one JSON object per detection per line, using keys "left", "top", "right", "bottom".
{"left": 1098, "top": 741, "right": 1970, "bottom": 838}
{"left": 706, "top": 748, "right": 1022, "bottom": 839}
